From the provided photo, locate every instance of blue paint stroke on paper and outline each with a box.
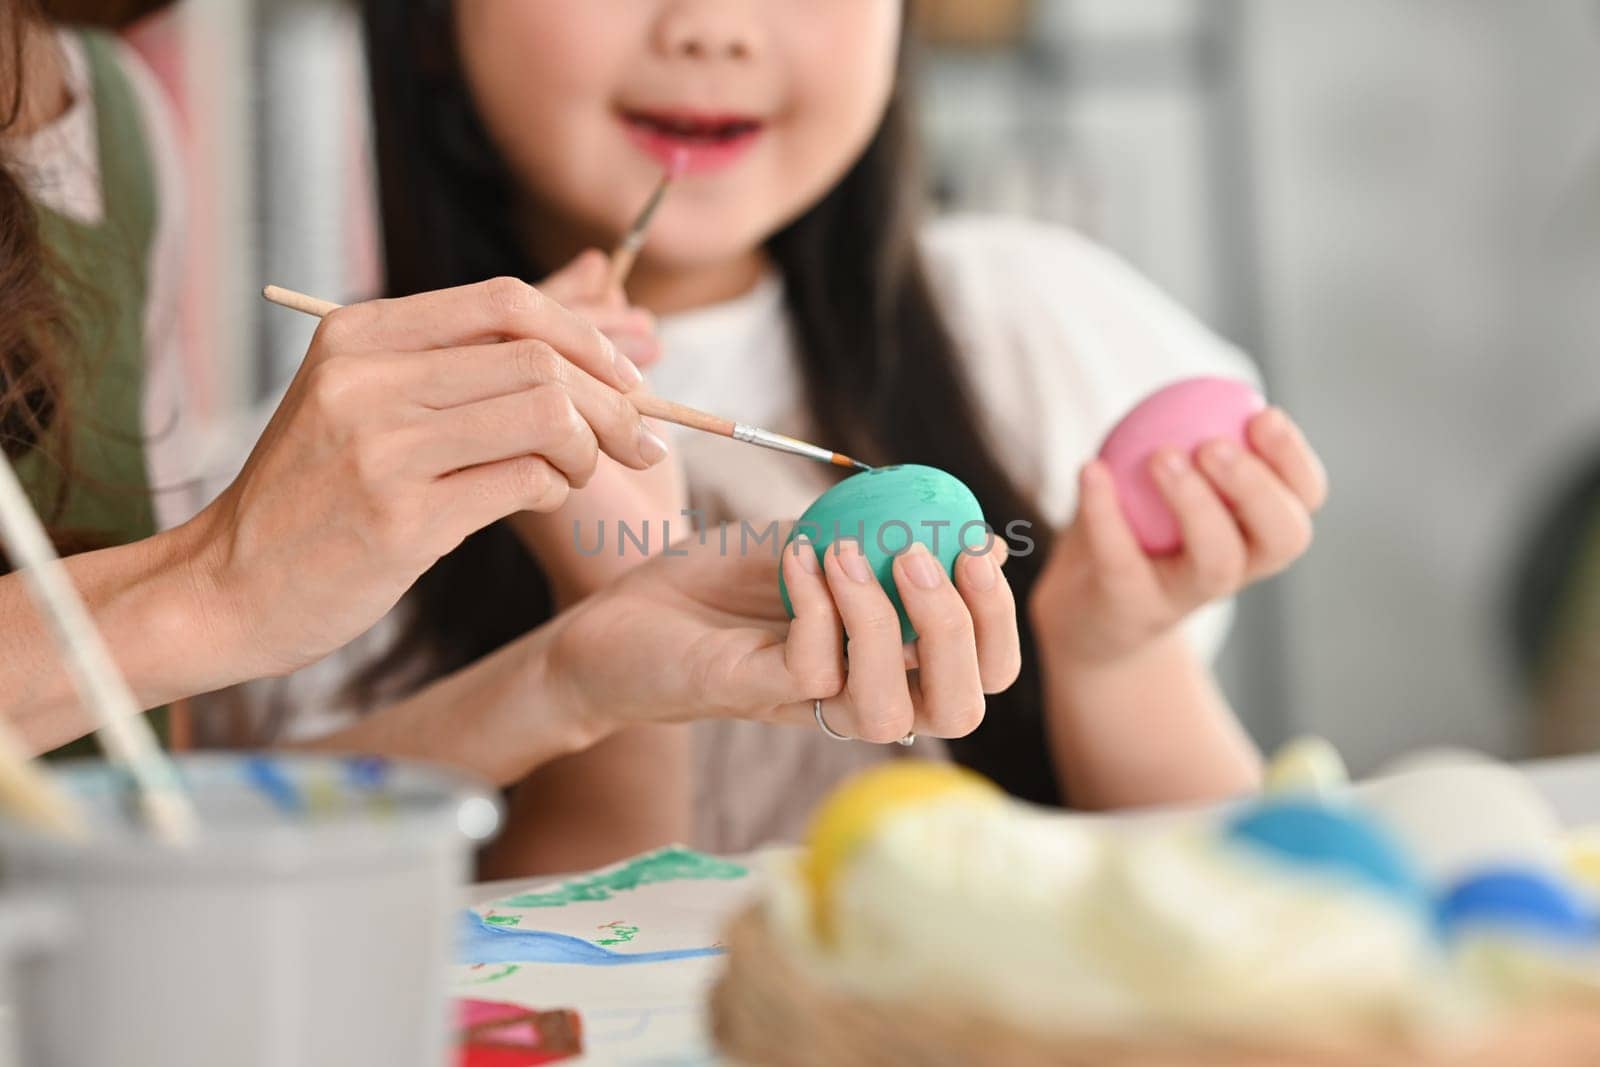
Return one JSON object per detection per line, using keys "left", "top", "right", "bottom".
{"left": 457, "top": 912, "right": 724, "bottom": 966}
{"left": 344, "top": 756, "right": 390, "bottom": 791}
{"left": 242, "top": 756, "right": 303, "bottom": 815}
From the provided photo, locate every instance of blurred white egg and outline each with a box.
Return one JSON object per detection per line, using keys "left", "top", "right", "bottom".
{"left": 1355, "top": 760, "right": 1564, "bottom": 887}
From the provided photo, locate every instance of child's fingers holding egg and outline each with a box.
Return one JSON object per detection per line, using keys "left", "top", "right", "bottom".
{"left": 1195, "top": 438, "right": 1314, "bottom": 578}
{"left": 892, "top": 544, "right": 985, "bottom": 739}
{"left": 1150, "top": 447, "right": 1248, "bottom": 602}
{"left": 1247, "top": 408, "right": 1329, "bottom": 513}
{"left": 1077, "top": 460, "right": 1160, "bottom": 602}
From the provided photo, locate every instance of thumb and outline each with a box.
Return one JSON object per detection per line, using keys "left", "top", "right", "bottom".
{"left": 541, "top": 249, "right": 614, "bottom": 307}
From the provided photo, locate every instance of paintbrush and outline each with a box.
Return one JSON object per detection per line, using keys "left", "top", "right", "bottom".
{"left": 262, "top": 285, "right": 872, "bottom": 472}
{"left": 0, "top": 453, "right": 197, "bottom": 845}
{"left": 609, "top": 148, "right": 691, "bottom": 290}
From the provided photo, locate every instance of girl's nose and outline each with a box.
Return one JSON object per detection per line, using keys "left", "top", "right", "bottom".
{"left": 655, "top": 1, "right": 762, "bottom": 62}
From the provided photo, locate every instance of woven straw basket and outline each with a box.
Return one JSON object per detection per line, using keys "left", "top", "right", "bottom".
{"left": 711, "top": 908, "right": 1600, "bottom": 1067}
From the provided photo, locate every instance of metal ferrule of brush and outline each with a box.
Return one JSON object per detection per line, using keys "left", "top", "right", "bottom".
{"left": 732, "top": 424, "right": 837, "bottom": 465}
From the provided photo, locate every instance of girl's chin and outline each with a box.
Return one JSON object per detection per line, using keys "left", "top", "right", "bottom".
{"left": 632, "top": 231, "right": 776, "bottom": 277}
{"left": 626, "top": 244, "right": 775, "bottom": 308}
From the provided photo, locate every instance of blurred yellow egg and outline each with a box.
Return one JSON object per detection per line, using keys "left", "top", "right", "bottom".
{"left": 804, "top": 762, "right": 1001, "bottom": 941}
{"left": 1265, "top": 737, "right": 1349, "bottom": 797}
{"left": 1565, "top": 829, "right": 1600, "bottom": 897}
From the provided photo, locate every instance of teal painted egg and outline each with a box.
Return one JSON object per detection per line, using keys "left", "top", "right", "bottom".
{"left": 1225, "top": 799, "right": 1427, "bottom": 907}
{"left": 780, "top": 465, "right": 988, "bottom": 643}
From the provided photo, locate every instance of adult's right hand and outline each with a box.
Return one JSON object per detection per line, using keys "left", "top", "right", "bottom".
{"left": 189, "top": 277, "right": 669, "bottom": 678}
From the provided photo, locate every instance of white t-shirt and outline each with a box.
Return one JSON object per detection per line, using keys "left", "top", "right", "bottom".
{"left": 9, "top": 30, "right": 196, "bottom": 529}
{"left": 648, "top": 215, "right": 1257, "bottom": 852}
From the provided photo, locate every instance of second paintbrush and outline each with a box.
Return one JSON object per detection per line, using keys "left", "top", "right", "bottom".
{"left": 608, "top": 147, "right": 690, "bottom": 291}
{"left": 261, "top": 285, "right": 872, "bottom": 473}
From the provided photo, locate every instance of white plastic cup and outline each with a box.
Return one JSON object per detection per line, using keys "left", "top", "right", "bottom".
{"left": 0, "top": 753, "right": 500, "bottom": 1067}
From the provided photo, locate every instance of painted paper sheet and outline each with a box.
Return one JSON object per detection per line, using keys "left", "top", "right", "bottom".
{"left": 453, "top": 846, "right": 770, "bottom": 1065}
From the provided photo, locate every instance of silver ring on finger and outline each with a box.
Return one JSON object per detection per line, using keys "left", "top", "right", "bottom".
{"left": 814, "top": 699, "right": 917, "bottom": 746}
{"left": 814, "top": 699, "right": 852, "bottom": 742}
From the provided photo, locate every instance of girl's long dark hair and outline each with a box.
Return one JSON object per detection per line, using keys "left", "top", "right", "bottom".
{"left": 359, "top": 1, "right": 1062, "bottom": 804}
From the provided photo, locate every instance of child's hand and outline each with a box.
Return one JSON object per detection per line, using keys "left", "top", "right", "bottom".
{"left": 511, "top": 251, "right": 685, "bottom": 603}
{"left": 537, "top": 249, "right": 661, "bottom": 370}
{"left": 1031, "top": 408, "right": 1327, "bottom": 666}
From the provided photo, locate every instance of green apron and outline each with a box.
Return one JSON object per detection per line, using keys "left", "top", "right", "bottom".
{"left": 15, "top": 32, "right": 167, "bottom": 751}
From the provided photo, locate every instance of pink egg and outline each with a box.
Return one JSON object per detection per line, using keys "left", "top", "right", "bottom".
{"left": 1097, "top": 377, "right": 1267, "bottom": 556}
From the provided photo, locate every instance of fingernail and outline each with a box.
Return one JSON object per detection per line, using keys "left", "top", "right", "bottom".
{"left": 902, "top": 543, "right": 943, "bottom": 590}
{"left": 1155, "top": 450, "right": 1189, "bottom": 482}
{"left": 793, "top": 535, "right": 820, "bottom": 575}
{"left": 835, "top": 540, "right": 873, "bottom": 584}
{"left": 1207, "top": 439, "right": 1241, "bottom": 468}
{"left": 638, "top": 427, "right": 669, "bottom": 465}
{"left": 963, "top": 549, "right": 998, "bottom": 591}
{"left": 613, "top": 344, "right": 645, "bottom": 389}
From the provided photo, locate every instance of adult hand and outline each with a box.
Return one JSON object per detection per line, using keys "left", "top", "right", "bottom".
{"left": 508, "top": 250, "right": 686, "bottom": 605}
{"left": 546, "top": 525, "right": 1022, "bottom": 745}
{"left": 190, "top": 277, "right": 670, "bottom": 678}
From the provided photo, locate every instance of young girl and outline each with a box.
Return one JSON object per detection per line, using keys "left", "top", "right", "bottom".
{"left": 0, "top": 1, "right": 1005, "bottom": 782}
{"left": 355, "top": 0, "right": 1328, "bottom": 866}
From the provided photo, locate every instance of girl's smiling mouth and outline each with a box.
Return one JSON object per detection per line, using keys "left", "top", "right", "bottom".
{"left": 620, "top": 108, "right": 766, "bottom": 175}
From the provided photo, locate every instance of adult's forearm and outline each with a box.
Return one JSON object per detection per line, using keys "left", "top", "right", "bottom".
{"left": 1039, "top": 629, "right": 1263, "bottom": 811}
{"left": 1, "top": 517, "right": 238, "bottom": 752}
{"left": 289, "top": 621, "right": 608, "bottom": 787}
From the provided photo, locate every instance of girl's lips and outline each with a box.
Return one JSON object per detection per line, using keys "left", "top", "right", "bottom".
{"left": 620, "top": 109, "right": 766, "bottom": 176}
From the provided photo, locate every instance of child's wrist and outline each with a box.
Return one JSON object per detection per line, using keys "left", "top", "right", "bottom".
{"left": 1030, "top": 588, "right": 1170, "bottom": 675}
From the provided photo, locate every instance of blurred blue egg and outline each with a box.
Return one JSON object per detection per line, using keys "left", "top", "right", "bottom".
{"left": 1437, "top": 867, "right": 1597, "bottom": 944}
{"left": 1225, "top": 799, "right": 1425, "bottom": 905}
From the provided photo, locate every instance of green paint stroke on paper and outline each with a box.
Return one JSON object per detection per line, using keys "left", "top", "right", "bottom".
{"left": 498, "top": 847, "right": 747, "bottom": 908}
{"left": 484, "top": 915, "right": 520, "bottom": 927}
{"left": 595, "top": 921, "right": 638, "bottom": 946}
{"left": 463, "top": 964, "right": 522, "bottom": 985}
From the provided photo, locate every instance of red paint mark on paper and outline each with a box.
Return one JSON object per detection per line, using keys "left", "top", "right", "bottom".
{"left": 457, "top": 998, "right": 582, "bottom": 1066}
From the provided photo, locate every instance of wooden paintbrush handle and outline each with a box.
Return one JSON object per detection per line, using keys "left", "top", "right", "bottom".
{"left": 607, "top": 246, "right": 643, "bottom": 293}
{"left": 262, "top": 285, "right": 340, "bottom": 318}
{"left": 629, "top": 392, "right": 734, "bottom": 437}
{"left": 256, "top": 285, "right": 889, "bottom": 473}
